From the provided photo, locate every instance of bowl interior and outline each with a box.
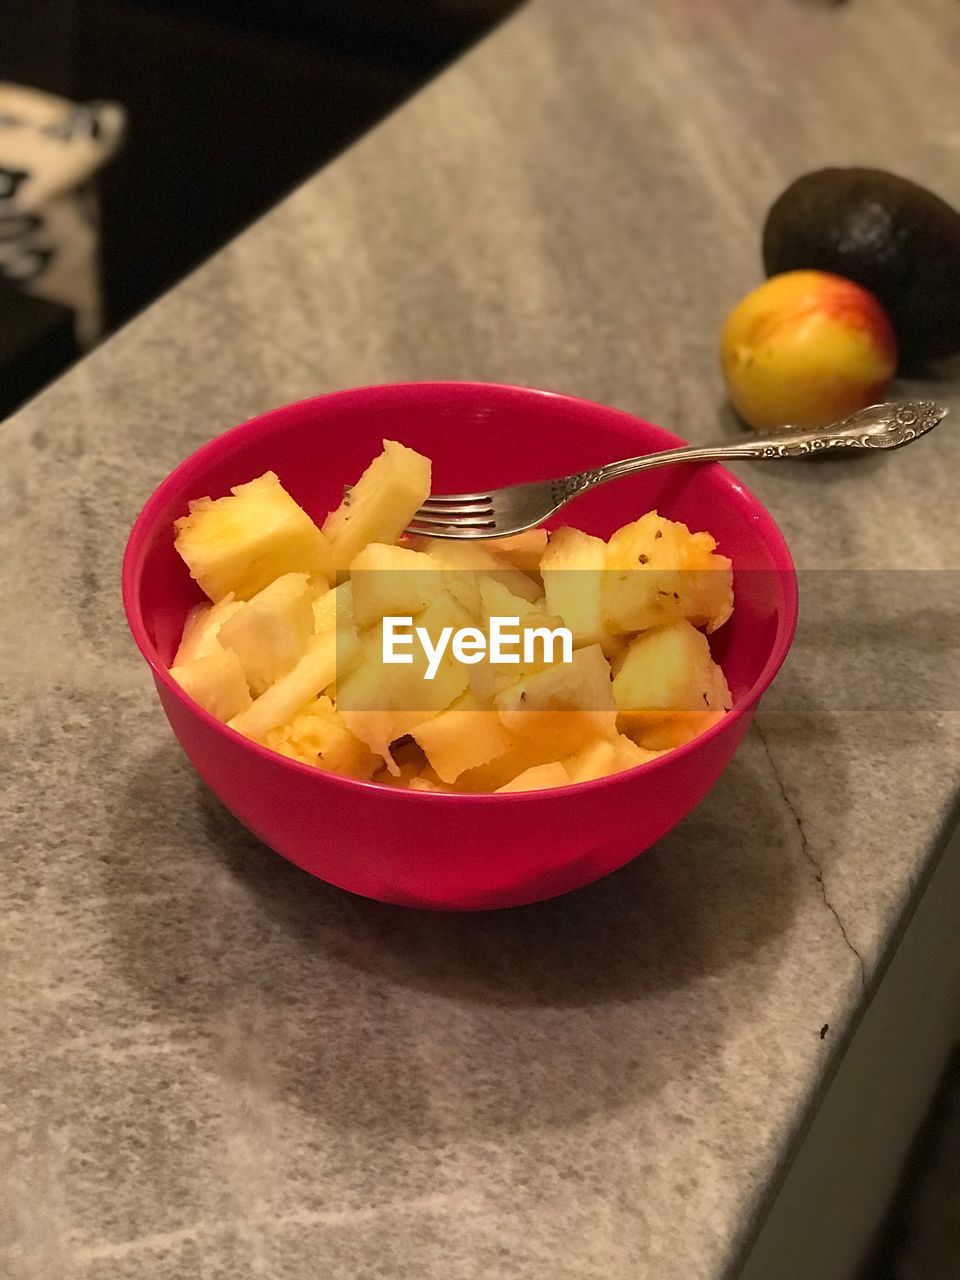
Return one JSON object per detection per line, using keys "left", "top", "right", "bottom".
{"left": 126, "top": 382, "right": 796, "bottom": 712}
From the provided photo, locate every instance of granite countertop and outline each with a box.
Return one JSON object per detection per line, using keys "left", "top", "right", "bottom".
{"left": 2, "top": 1, "right": 959, "bottom": 1277}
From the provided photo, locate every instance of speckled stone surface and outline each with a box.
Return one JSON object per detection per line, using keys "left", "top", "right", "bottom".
{"left": 2, "top": 1, "right": 959, "bottom": 1277}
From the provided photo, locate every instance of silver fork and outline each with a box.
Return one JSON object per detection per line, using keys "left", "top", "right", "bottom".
{"left": 406, "top": 400, "right": 948, "bottom": 540}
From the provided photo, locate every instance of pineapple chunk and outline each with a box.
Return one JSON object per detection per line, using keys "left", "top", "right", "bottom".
{"left": 603, "top": 511, "right": 733, "bottom": 634}
{"left": 468, "top": 579, "right": 565, "bottom": 705}
{"left": 452, "top": 737, "right": 557, "bottom": 792}
{"left": 612, "top": 620, "right": 730, "bottom": 723}
{"left": 681, "top": 537, "right": 735, "bottom": 634}
{"left": 486, "top": 529, "right": 549, "bottom": 576}
{"left": 264, "top": 695, "right": 379, "bottom": 779}
{"left": 624, "top": 660, "right": 731, "bottom": 749}
{"left": 540, "top": 526, "right": 610, "bottom": 648}
{"left": 173, "top": 594, "right": 244, "bottom": 665}
{"left": 496, "top": 762, "right": 570, "bottom": 793}
{"left": 312, "top": 581, "right": 354, "bottom": 635}
{"left": 217, "top": 573, "right": 314, "bottom": 696}
{"left": 411, "top": 693, "right": 518, "bottom": 783}
{"left": 628, "top": 709, "right": 726, "bottom": 751}
{"left": 564, "top": 735, "right": 660, "bottom": 783}
{"left": 322, "top": 440, "right": 431, "bottom": 570}
{"left": 229, "top": 630, "right": 346, "bottom": 741}
{"left": 408, "top": 537, "right": 542, "bottom": 603}
{"left": 174, "top": 472, "right": 331, "bottom": 602}
{"left": 171, "top": 648, "right": 252, "bottom": 722}
{"left": 495, "top": 644, "right": 618, "bottom": 756}
{"left": 349, "top": 543, "right": 447, "bottom": 630}
{"left": 477, "top": 576, "right": 547, "bottom": 628}
{"left": 337, "top": 591, "right": 473, "bottom": 765}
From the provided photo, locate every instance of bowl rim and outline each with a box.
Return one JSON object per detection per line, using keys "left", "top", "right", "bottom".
{"left": 122, "top": 380, "right": 799, "bottom": 802}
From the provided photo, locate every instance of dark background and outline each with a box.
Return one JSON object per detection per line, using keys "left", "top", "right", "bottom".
{"left": 0, "top": 0, "right": 516, "bottom": 414}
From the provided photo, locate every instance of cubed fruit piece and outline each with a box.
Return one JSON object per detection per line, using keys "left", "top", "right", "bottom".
{"left": 229, "top": 630, "right": 345, "bottom": 741}
{"left": 478, "top": 576, "right": 547, "bottom": 628}
{"left": 312, "top": 581, "right": 354, "bottom": 635}
{"left": 495, "top": 762, "right": 570, "bottom": 793}
{"left": 628, "top": 709, "right": 726, "bottom": 751}
{"left": 322, "top": 440, "right": 431, "bottom": 570}
{"left": 173, "top": 594, "right": 244, "bottom": 665}
{"left": 612, "top": 619, "right": 730, "bottom": 722}
{"left": 564, "top": 735, "right": 660, "bottom": 783}
{"left": 540, "top": 526, "right": 611, "bottom": 648}
{"left": 606, "top": 510, "right": 686, "bottom": 568}
{"left": 624, "top": 659, "right": 731, "bottom": 749}
{"left": 495, "top": 643, "right": 618, "bottom": 756}
{"left": 454, "top": 738, "right": 558, "bottom": 792}
{"left": 470, "top": 578, "right": 566, "bottom": 704}
{"left": 264, "top": 695, "right": 379, "bottom": 779}
{"left": 603, "top": 511, "right": 733, "bottom": 634}
{"left": 217, "top": 573, "right": 314, "bottom": 696}
{"left": 412, "top": 693, "right": 519, "bottom": 783}
{"left": 602, "top": 518, "right": 687, "bottom": 634}
{"left": 174, "top": 472, "right": 331, "bottom": 602}
{"left": 337, "top": 591, "right": 473, "bottom": 766}
{"left": 170, "top": 648, "right": 252, "bottom": 722}
{"left": 486, "top": 529, "right": 549, "bottom": 576}
{"left": 683, "top": 539, "right": 734, "bottom": 635}
{"left": 349, "top": 543, "right": 447, "bottom": 629}
{"left": 408, "top": 537, "right": 542, "bottom": 603}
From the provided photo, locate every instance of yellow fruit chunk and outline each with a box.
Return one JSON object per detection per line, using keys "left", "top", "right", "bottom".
{"left": 174, "top": 472, "right": 331, "bottom": 602}
{"left": 624, "top": 660, "right": 731, "bottom": 750}
{"left": 408, "top": 537, "right": 542, "bottom": 603}
{"left": 217, "top": 573, "right": 315, "bottom": 696}
{"left": 412, "top": 693, "right": 518, "bottom": 783}
{"left": 322, "top": 440, "right": 431, "bottom": 570}
{"left": 628, "top": 709, "right": 726, "bottom": 751}
{"left": 312, "top": 581, "right": 354, "bottom": 635}
{"left": 173, "top": 594, "right": 244, "bottom": 665}
{"left": 229, "top": 630, "right": 345, "bottom": 741}
{"left": 613, "top": 620, "right": 731, "bottom": 727}
{"left": 337, "top": 591, "right": 473, "bottom": 766}
{"left": 678, "top": 535, "right": 734, "bottom": 635}
{"left": 564, "top": 734, "right": 660, "bottom": 783}
{"left": 496, "top": 762, "right": 570, "bottom": 793}
{"left": 486, "top": 529, "right": 549, "bottom": 576}
{"left": 604, "top": 512, "right": 733, "bottom": 634}
{"left": 453, "top": 739, "right": 557, "bottom": 792}
{"left": 468, "top": 579, "right": 567, "bottom": 705}
{"left": 171, "top": 648, "right": 252, "bottom": 722}
{"left": 264, "top": 695, "right": 379, "bottom": 779}
{"left": 540, "top": 526, "right": 610, "bottom": 648}
{"left": 349, "top": 542, "right": 447, "bottom": 629}
{"left": 495, "top": 644, "right": 618, "bottom": 756}
{"left": 477, "top": 577, "right": 547, "bottom": 628}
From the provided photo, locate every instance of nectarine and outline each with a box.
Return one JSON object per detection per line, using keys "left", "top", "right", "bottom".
{"left": 720, "top": 270, "right": 897, "bottom": 431}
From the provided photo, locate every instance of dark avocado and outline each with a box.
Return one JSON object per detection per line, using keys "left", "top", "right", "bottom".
{"left": 763, "top": 167, "right": 960, "bottom": 366}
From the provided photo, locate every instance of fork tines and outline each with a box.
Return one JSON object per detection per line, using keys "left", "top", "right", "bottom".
{"left": 408, "top": 493, "right": 497, "bottom": 531}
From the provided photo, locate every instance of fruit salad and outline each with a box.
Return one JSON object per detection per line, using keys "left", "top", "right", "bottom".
{"left": 169, "top": 441, "right": 734, "bottom": 792}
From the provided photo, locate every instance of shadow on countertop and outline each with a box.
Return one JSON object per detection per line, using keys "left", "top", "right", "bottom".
{"left": 96, "top": 723, "right": 821, "bottom": 1143}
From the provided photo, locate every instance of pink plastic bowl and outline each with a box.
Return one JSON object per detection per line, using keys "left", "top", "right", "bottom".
{"left": 123, "top": 382, "right": 797, "bottom": 910}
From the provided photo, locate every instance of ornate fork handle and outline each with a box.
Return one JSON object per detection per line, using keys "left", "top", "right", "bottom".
{"left": 554, "top": 401, "right": 947, "bottom": 502}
